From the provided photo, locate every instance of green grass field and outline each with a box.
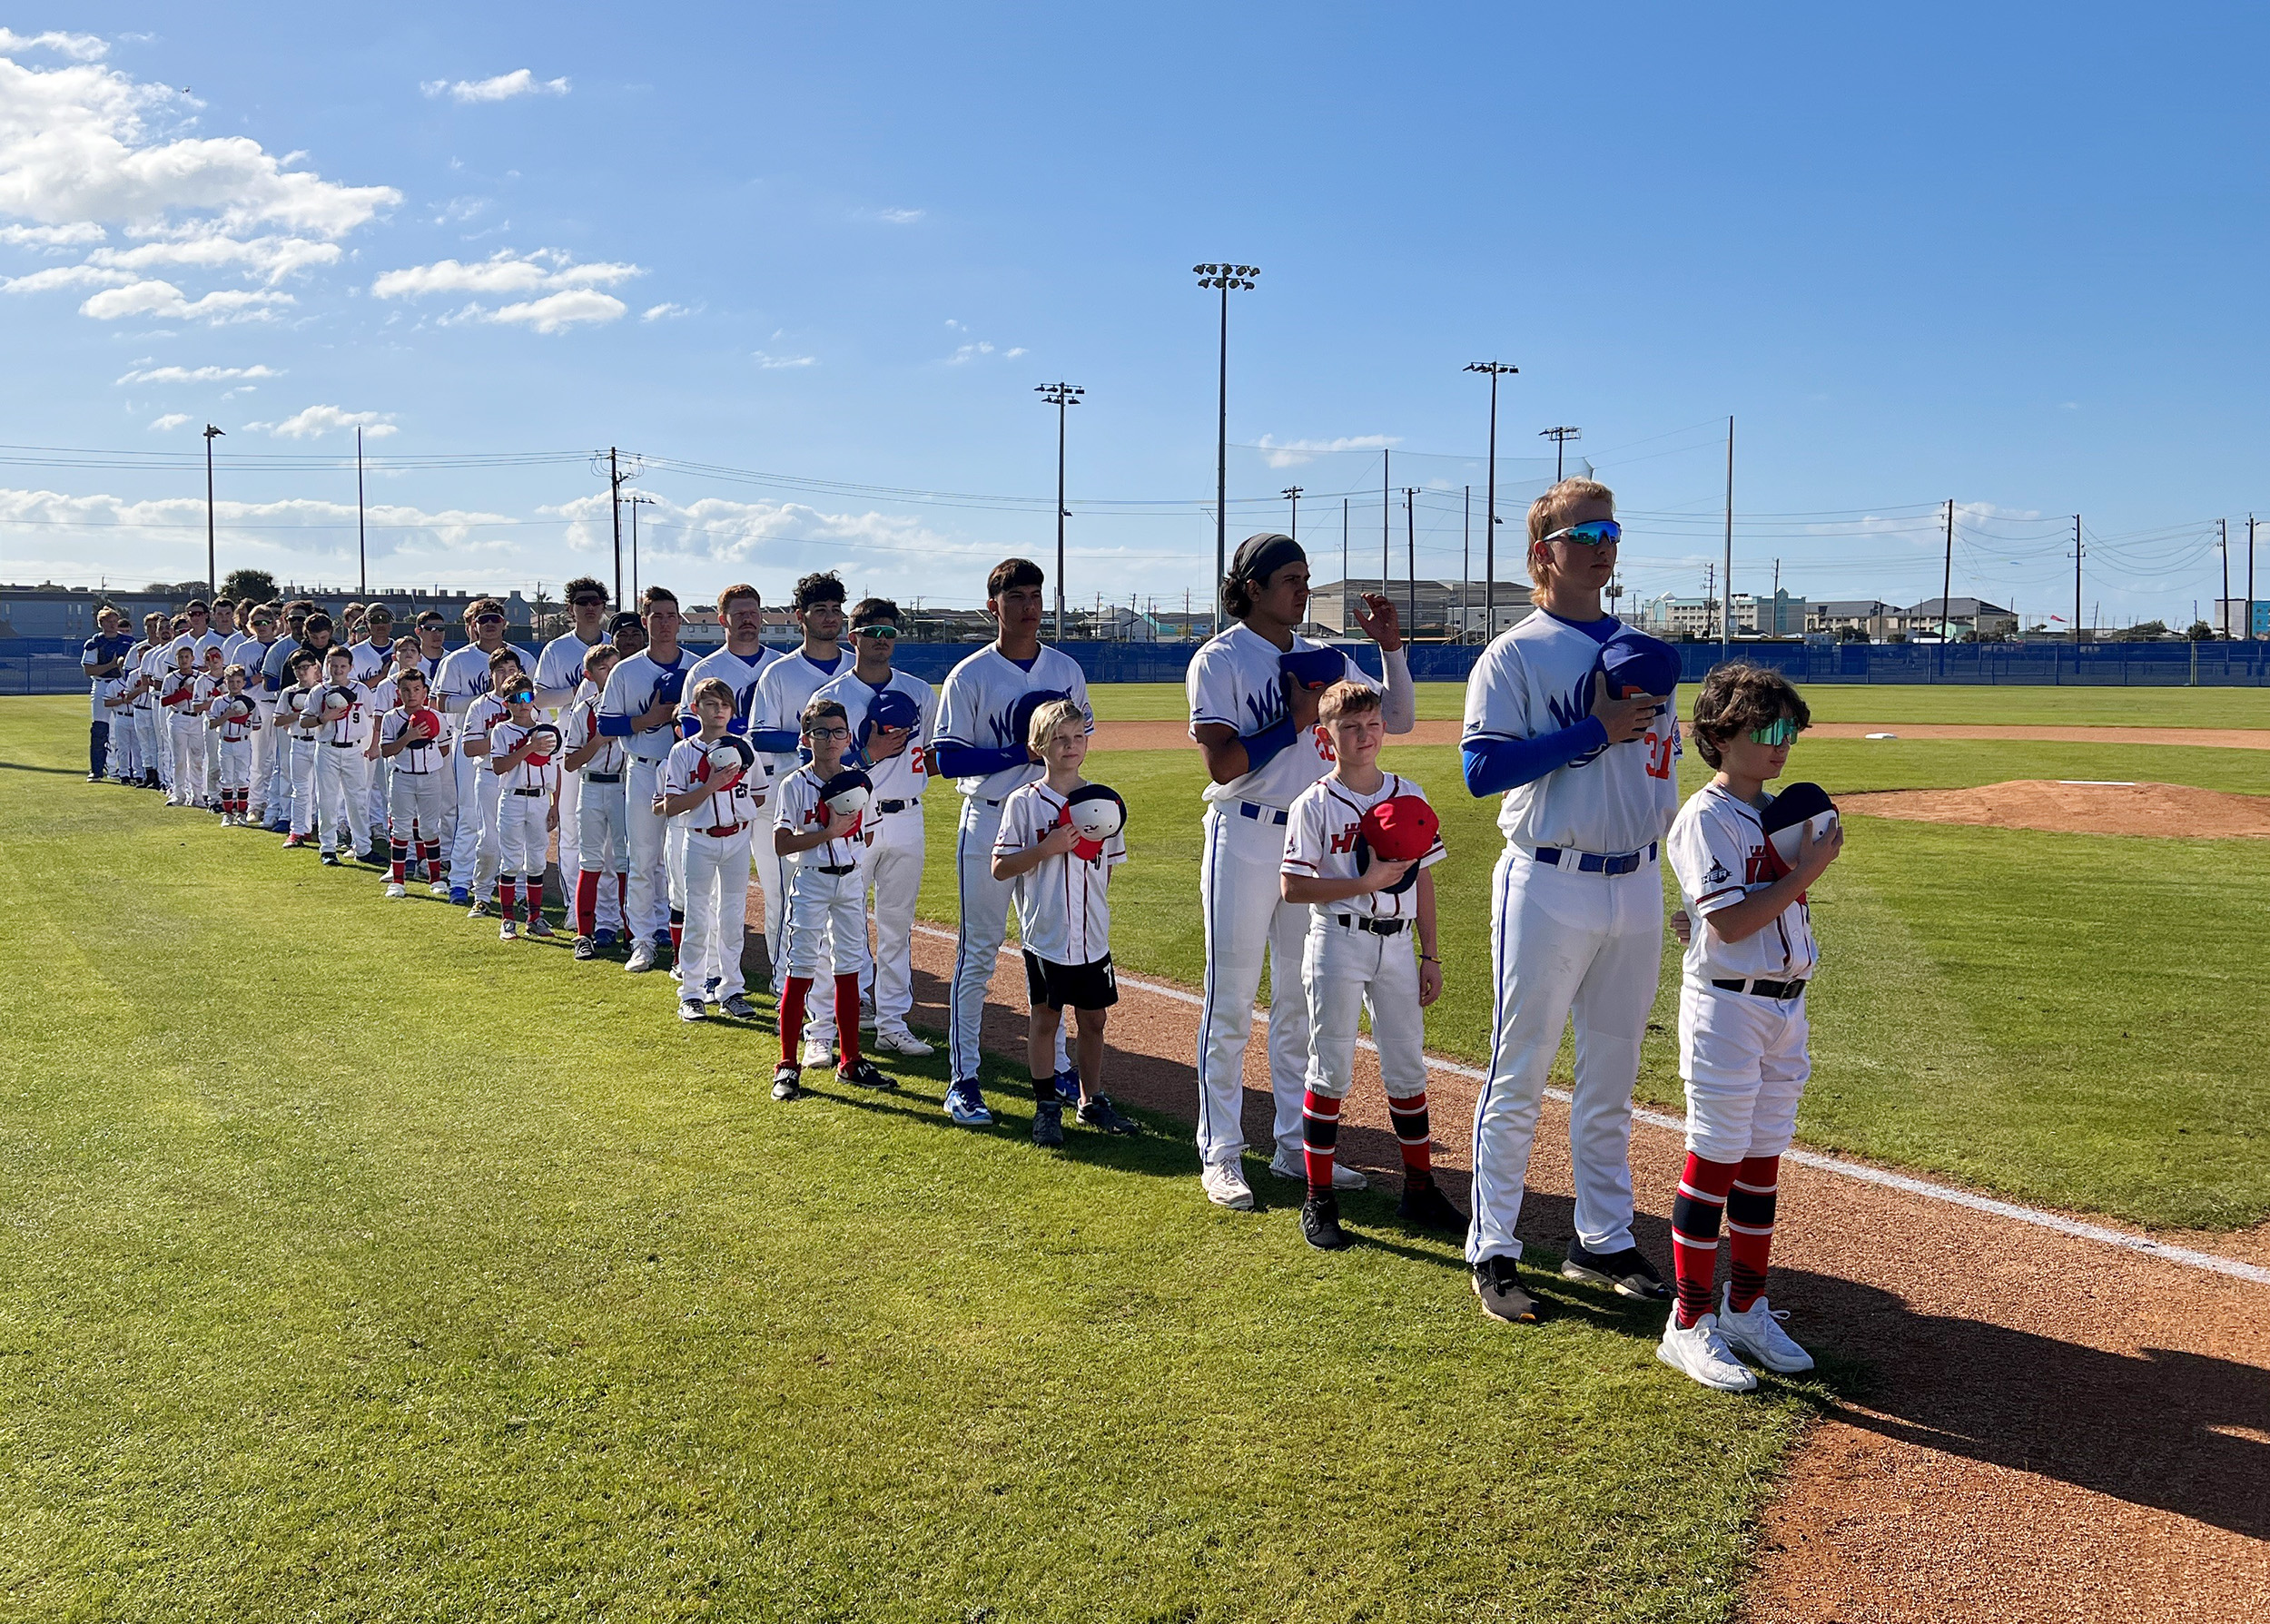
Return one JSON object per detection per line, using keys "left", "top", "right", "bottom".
{"left": 0, "top": 696, "right": 1816, "bottom": 1623}
{"left": 1088, "top": 681, "right": 2270, "bottom": 727}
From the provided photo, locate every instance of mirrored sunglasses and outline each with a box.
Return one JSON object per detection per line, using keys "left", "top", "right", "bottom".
{"left": 474, "top": 613, "right": 505, "bottom": 625}
{"left": 1540, "top": 519, "right": 1622, "bottom": 547}
{"left": 1750, "top": 717, "right": 1801, "bottom": 746}
{"left": 852, "top": 624, "right": 899, "bottom": 640}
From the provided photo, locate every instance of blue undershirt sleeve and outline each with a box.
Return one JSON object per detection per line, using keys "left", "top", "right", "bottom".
{"left": 1461, "top": 716, "right": 1611, "bottom": 797}
{"left": 931, "top": 740, "right": 1026, "bottom": 778}
{"left": 596, "top": 714, "right": 636, "bottom": 737}
{"left": 747, "top": 727, "right": 801, "bottom": 753}
{"left": 1238, "top": 714, "right": 1297, "bottom": 774}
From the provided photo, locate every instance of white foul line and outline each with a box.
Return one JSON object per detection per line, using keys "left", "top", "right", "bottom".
{"left": 913, "top": 923, "right": 2269, "bottom": 1288}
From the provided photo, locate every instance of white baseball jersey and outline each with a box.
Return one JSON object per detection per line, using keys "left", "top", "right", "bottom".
{"left": 597, "top": 647, "right": 696, "bottom": 763}
{"left": 311, "top": 681, "right": 375, "bottom": 747}
{"left": 379, "top": 706, "right": 449, "bottom": 773}
{"left": 207, "top": 691, "right": 257, "bottom": 743}
{"left": 686, "top": 644, "right": 780, "bottom": 734}
{"left": 1281, "top": 771, "right": 1445, "bottom": 922}
{"left": 192, "top": 671, "right": 225, "bottom": 716}
{"left": 233, "top": 638, "right": 279, "bottom": 694}
{"left": 459, "top": 692, "right": 511, "bottom": 758}
{"left": 348, "top": 640, "right": 390, "bottom": 684}
{"left": 535, "top": 631, "right": 607, "bottom": 712}
{"left": 933, "top": 644, "right": 1093, "bottom": 802}
{"left": 219, "top": 630, "right": 254, "bottom": 673}
{"left": 666, "top": 735, "right": 761, "bottom": 832}
{"left": 168, "top": 630, "right": 225, "bottom": 665}
{"left": 278, "top": 684, "right": 320, "bottom": 733}
{"left": 158, "top": 665, "right": 199, "bottom": 715}
{"left": 489, "top": 718, "right": 562, "bottom": 797}
{"left": 772, "top": 763, "right": 867, "bottom": 869}
{"left": 993, "top": 779, "right": 1126, "bottom": 966}
{"left": 1460, "top": 611, "right": 1682, "bottom": 853}
{"left": 431, "top": 642, "right": 534, "bottom": 732}
{"left": 814, "top": 667, "right": 933, "bottom": 804}
{"left": 752, "top": 647, "right": 850, "bottom": 771}
{"left": 1187, "top": 625, "right": 1387, "bottom": 811}
{"left": 560, "top": 694, "right": 626, "bottom": 777}
{"left": 95, "top": 674, "right": 131, "bottom": 714}
{"left": 1668, "top": 782, "right": 1819, "bottom": 984}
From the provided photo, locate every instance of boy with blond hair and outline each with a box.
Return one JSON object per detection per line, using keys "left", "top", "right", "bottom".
{"left": 656, "top": 678, "right": 765, "bottom": 1019}
{"left": 377, "top": 665, "right": 452, "bottom": 899}
{"left": 562, "top": 643, "right": 630, "bottom": 957}
{"left": 488, "top": 682, "right": 561, "bottom": 940}
{"left": 770, "top": 697, "right": 887, "bottom": 1099}
{"left": 203, "top": 663, "right": 259, "bottom": 824}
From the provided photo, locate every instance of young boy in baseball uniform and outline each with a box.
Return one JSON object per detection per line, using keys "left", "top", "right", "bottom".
{"left": 310, "top": 645, "right": 376, "bottom": 866}
{"left": 1280, "top": 681, "right": 1463, "bottom": 1250}
{"left": 990, "top": 699, "right": 1139, "bottom": 1148}
{"left": 1185, "top": 532, "right": 1415, "bottom": 1212}
{"left": 458, "top": 649, "right": 529, "bottom": 916}
{"left": 769, "top": 698, "right": 889, "bottom": 1100}
{"left": 433, "top": 599, "right": 534, "bottom": 903}
{"left": 1656, "top": 664, "right": 1841, "bottom": 1393}
{"left": 192, "top": 645, "right": 229, "bottom": 810}
{"left": 488, "top": 684, "right": 561, "bottom": 940}
{"left": 378, "top": 666, "right": 453, "bottom": 900}
{"left": 160, "top": 644, "right": 202, "bottom": 805}
{"left": 657, "top": 679, "right": 766, "bottom": 1019}
{"left": 814, "top": 595, "right": 934, "bottom": 1058}
{"left": 930, "top": 559, "right": 1093, "bottom": 1127}
{"left": 596, "top": 587, "right": 695, "bottom": 972}
{"left": 1460, "top": 478, "right": 1680, "bottom": 1325}
{"left": 275, "top": 651, "right": 324, "bottom": 845}
{"left": 204, "top": 664, "right": 258, "bottom": 825}
{"left": 239, "top": 605, "right": 281, "bottom": 824}
{"left": 563, "top": 644, "right": 630, "bottom": 958}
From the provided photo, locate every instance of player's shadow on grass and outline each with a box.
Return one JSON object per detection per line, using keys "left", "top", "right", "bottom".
{"left": 4, "top": 761, "right": 91, "bottom": 775}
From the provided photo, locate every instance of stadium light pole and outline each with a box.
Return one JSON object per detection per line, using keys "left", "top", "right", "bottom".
{"left": 1196, "top": 263, "right": 1258, "bottom": 632}
{"left": 1466, "top": 362, "right": 1516, "bottom": 640}
{"left": 1035, "top": 384, "right": 1084, "bottom": 642}
{"left": 1282, "top": 484, "right": 1303, "bottom": 543}
{"left": 202, "top": 423, "right": 224, "bottom": 595}
{"left": 1539, "top": 425, "right": 1581, "bottom": 481}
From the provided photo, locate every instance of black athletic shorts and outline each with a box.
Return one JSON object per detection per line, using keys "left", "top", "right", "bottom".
{"left": 1022, "top": 950, "right": 1118, "bottom": 1011}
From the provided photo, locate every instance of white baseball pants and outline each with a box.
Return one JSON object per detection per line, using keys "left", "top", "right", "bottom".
{"left": 555, "top": 759, "right": 582, "bottom": 917}
{"left": 202, "top": 720, "right": 222, "bottom": 803}
{"left": 680, "top": 824, "right": 754, "bottom": 1000}
{"left": 623, "top": 756, "right": 671, "bottom": 944}
{"left": 313, "top": 746, "right": 372, "bottom": 855}
{"left": 388, "top": 765, "right": 452, "bottom": 849}
{"left": 133, "top": 706, "right": 158, "bottom": 780}
{"left": 947, "top": 797, "right": 1070, "bottom": 1085}
{"left": 495, "top": 789, "right": 551, "bottom": 881}
{"left": 755, "top": 830, "right": 786, "bottom": 978}
{"left": 216, "top": 739, "right": 252, "bottom": 798}
{"left": 168, "top": 715, "right": 202, "bottom": 803}
{"left": 1194, "top": 803, "right": 1313, "bottom": 1168}
{"left": 781, "top": 860, "right": 871, "bottom": 979}
{"left": 864, "top": 804, "right": 925, "bottom": 1038}
{"left": 286, "top": 738, "right": 317, "bottom": 835}
{"left": 110, "top": 710, "right": 142, "bottom": 779}
{"left": 366, "top": 755, "right": 390, "bottom": 846}
{"left": 151, "top": 708, "right": 175, "bottom": 791}
{"left": 446, "top": 747, "right": 485, "bottom": 881}
{"left": 247, "top": 701, "right": 276, "bottom": 817}
{"left": 1301, "top": 918, "right": 1428, "bottom": 1103}
{"left": 466, "top": 766, "right": 507, "bottom": 898}
{"left": 1466, "top": 846, "right": 1663, "bottom": 1266}
{"left": 1679, "top": 982, "right": 1810, "bottom": 1164}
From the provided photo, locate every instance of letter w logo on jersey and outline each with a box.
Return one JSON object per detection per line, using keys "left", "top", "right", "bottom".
{"left": 1545, "top": 674, "right": 1610, "bottom": 770}
{"left": 1240, "top": 685, "right": 1287, "bottom": 734}
{"left": 1329, "top": 825, "right": 1358, "bottom": 855}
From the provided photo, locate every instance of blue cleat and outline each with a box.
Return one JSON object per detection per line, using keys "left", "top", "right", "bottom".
{"left": 1052, "top": 1068, "right": 1083, "bottom": 1106}
{"left": 943, "top": 1081, "right": 993, "bottom": 1127}
{"left": 449, "top": 886, "right": 469, "bottom": 907}
{"left": 594, "top": 927, "right": 617, "bottom": 948}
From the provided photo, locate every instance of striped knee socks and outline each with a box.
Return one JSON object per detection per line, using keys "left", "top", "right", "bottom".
{"left": 1726, "top": 1156, "right": 1781, "bottom": 1313}
{"left": 1671, "top": 1153, "right": 1740, "bottom": 1327}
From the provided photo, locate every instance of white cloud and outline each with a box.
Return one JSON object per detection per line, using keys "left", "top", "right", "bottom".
{"left": 479, "top": 289, "right": 626, "bottom": 333}
{"left": 116, "top": 362, "right": 281, "bottom": 385}
{"left": 1, "top": 262, "right": 133, "bottom": 292}
{"left": 641, "top": 301, "right": 690, "bottom": 321}
{"left": 754, "top": 349, "right": 814, "bottom": 369}
{"left": 948, "top": 341, "right": 994, "bottom": 363}
{"left": 420, "top": 70, "right": 570, "bottom": 103}
{"left": 873, "top": 208, "right": 923, "bottom": 224}
{"left": 148, "top": 412, "right": 189, "bottom": 430}
{"left": 86, "top": 230, "right": 340, "bottom": 283}
{"left": 1253, "top": 433, "right": 1402, "bottom": 468}
{"left": 0, "top": 29, "right": 108, "bottom": 60}
{"left": 0, "top": 220, "right": 104, "bottom": 246}
{"left": 78, "top": 279, "right": 291, "bottom": 321}
{"left": 244, "top": 403, "right": 397, "bottom": 439}
{"left": 1005, "top": 346, "right": 1027, "bottom": 358}
{"left": 370, "top": 248, "right": 642, "bottom": 330}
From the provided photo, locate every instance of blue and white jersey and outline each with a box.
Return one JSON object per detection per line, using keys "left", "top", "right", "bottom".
{"left": 751, "top": 647, "right": 849, "bottom": 775}
{"left": 597, "top": 646, "right": 696, "bottom": 764}
{"left": 685, "top": 644, "right": 780, "bottom": 737}
{"left": 231, "top": 637, "right": 279, "bottom": 698}
{"left": 534, "top": 631, "right": 607, "bottom": 714}
{"left": 813, "top": 666, "right": 934, "bottom": 804}
{"left": 1186, "top": 625, "right": 1379, "bottom": 812}
{"left": 431, "top": 642, "right": 534, "bottom": 738}
{"left": 167, "top": 630, "right": 225, "bottom": 666}
{"left": 348, "top": 639, "right": 390, "bottom": 685}
{"left": 1461, "top": 610, "right": 1681, "bottom": 853}
{"left": 82, "top": 631, "right": 133, "bottom": 718}
{"left": 933, "top": 644, "right": 1092, "bottom": 802}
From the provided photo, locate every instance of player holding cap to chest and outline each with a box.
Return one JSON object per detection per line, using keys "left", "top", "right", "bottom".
{"left": 487, "top": 685, "right": 562, "bottom": 940}
{"left": 536, "top": 578, "right": 615, "bottom": 940}
{"left": 1655, "top": 664, "right": 1841, "bottom": 1393}
{"left": 204, "top": 664, "right": 259, "bottom": 825}
{"left": 596, "top": 586, "right": 695, "bottom": 972}
{"left": 1185, "top": 532, "right": 1415, "bottom": 1213}
{"left": 378, "top": 667, "right": 453, "bottom": 900}
{"left": 930, "top": 558, "right": 1093, "bottom": 1129}
{"left": 309, "top": 646, "right": 378, "bottom": 866}
{"left": 657, "top": 678, "right": 768, "bottom": 1021}
{"left": 1279, "top": 680, "right": 1463, "bottom": 1250}
{"left": 813, "top": 596, "right": 935, "bottom": 1058}
{"left": 432, "top": 599, "right": 534, "bottom": 904}
{"left": 1461, "top": 477, "right": 1682, "bottom": 1325}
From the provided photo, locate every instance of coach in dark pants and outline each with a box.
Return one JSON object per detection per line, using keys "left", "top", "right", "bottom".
{"left": 81, "top": 608, "right": 132, "bottom": 781}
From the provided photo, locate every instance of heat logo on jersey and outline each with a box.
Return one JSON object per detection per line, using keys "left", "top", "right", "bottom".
{"left": 1330, "top": 826, "right": 1359, "bottom": 854}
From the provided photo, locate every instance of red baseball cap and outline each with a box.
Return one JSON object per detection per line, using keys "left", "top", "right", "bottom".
{"left": 1359, "top": 794, "right": 1438, "bottom": 861}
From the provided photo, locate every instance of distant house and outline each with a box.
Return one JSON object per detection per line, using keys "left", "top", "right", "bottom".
{"left": 1899, "top": 596, "right": 2018, "bottom": 640}
{"left": 1807, "top": 599, "right": 1900, "bottom": 639}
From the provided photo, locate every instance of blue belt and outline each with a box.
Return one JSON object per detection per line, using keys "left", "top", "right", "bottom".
{"left": 1238, "top": 801, "right": 1288, "bottom": 826}
{"left": 1532, "top": 841, "right": 1656, "bottom": 876}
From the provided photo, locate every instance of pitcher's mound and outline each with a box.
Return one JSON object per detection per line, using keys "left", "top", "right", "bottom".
{"left": 1841, "top": 779, "right": 2270, "bottom": 839}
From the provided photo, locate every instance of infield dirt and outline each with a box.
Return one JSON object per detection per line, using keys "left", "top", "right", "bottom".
{"left": 1841, "top": 778, "right": 2270, "bottom": 839}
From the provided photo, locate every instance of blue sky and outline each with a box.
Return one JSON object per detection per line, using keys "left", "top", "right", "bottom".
{"left": 4, "top": 4, "right": 2268, "bottom": 626}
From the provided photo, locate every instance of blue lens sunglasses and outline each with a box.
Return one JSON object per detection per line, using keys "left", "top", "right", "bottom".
{"left": 1539, "top": 519, "right": 1622, "bottom": 547}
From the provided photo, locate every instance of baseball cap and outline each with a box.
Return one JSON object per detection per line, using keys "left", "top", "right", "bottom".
{"left": 1599, "top": 628, "right": 1680, "bottom": 700}
{"left": 607, "top": 611, "right": 643, "bottom": 635}
{"left": 1359, "top": 794, "right": 1439, "bottom": 862}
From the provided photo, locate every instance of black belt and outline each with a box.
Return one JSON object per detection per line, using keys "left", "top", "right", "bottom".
{"left": 875, "top": 797, "right": 918, "bottom": 813}
{"left": 325, "top": 740, "right": 356, "bottom": 748}
{"left": 818, "top": 862, "right": 856, "bottom": 876}
{"left": 701, "top": 823, "right": 748, "bottom": 838}
{"left": 395, "top": 768, "right": 436, "bottom": 776}
{"left": 584, "top": 771, "right": 622, "bottom": 783}
{"left": 1239, "top": 801, "right": 1288, "bottom": 826}
{"left": 1533, "top": 842, "right": 1656, "bottom": 876}
{"left": 1334, "top": 914, "right": 1406, "bottom": 936}
{"left": 1712, "top": 977, "right": 1808, "bottom": 1000}
{"left": 511, "top": 787, "right": 548, "bottom": 797}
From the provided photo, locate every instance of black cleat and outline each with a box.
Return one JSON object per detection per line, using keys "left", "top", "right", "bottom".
{"left": 1472, "top": 1255, "right": 1539, "bottom": 1323}
{"left": 1559, "top": 1238, "right": 1671, "bottom": 1302}
{"left": 1075, "top": 1094, "right": 1140, "bottom": 1136}
{"left": 1300, "top": 1193, "right": 1349, "bottom": 1251}
{"left": 836, "top": 1058, "right": 896, "bottom": 1090}
{"left": 1031, "top": 1100, "right": 1066, "bottom": 1147}
{"left": 1397, "top": 1181, "right": 1468, "bottom": 1235}
{"left": 320, "top": 852, "right": 341, "bottom": 866}
{"left": 770, "top": 1063, "right": 803, "bottom": 1102}
{"left": 573, "top": 935, "right": 597, "bottom": 960}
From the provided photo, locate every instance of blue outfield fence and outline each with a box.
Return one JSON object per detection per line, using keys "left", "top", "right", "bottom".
{"left": 9, "top": 635, "right": 2268, "bottom": 699}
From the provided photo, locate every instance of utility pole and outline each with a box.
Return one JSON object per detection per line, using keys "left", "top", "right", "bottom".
{"left": 1466, "top": 362, "right": 1517, "bottom": 642}
{"left": 2072, "top": 516, "right": 2084, "bottom": 647}
{"left": 1539, "top": 425, "right": 1581, "bottom": 481}
{"left": 1194, "top": 263, "right": 1258, "bottom": 633}
{"left": 2250, "top": 515, "right": 2258, "bottom": 640}
{"left": 1463, "top": 485, "right": 1471, "bottom": 644}
{"left": 1282, "top": 484, "right": 1303, "bottom": 542}
{"left": 1035, "top": 383, "right": 1083, "bottom": 642}
{"left": 202, "top": 423, "right": 223, "bottom": 594}
{"left": 592, "top": 448, "right": 642, "bottom": 605}
{"left": 628, "top": 492, "right": 656, "bottom": 605}
{"left": 1380, "top": 448, "right": 1390, "bottom": 609}
{"left": 1940, "top": 498, "right": 1955, "bottom": 674}
{"left": 1722, "top": 415, "right": 1735, "bottom": 654}
{"left": 1341, "top": 498, "right": 1350, "bottom": 635}
{"left": 1404, "top": 487, "right": 1418, "bottom": 635}
{"left": 1772, "top": 557, "right": 1781, "bottom": 635}
{"left": 355, "top": 425, "right": 368, "bottom": 595}
{"left": 2218, "top": 517, "right": 2230, "bottom": 637}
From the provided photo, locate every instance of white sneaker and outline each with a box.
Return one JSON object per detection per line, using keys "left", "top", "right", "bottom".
{"left": 801, "top": 1037, "right": 834, "bottom": 1068}
{"left": 498, "top": 921, "right": 518, "bottom": 941}
{"left": 384, "top": 881, "right": 407, "bottom": 900}
{"left": 1269, "top": 1146, "right": 1367, "bottom": 1191}
{"left": 626, "top": 940, "right": 657, "bottom": 974}
{"left": 870, "top": 1029, "right": 934, "bottom": 1058}
{"left": 679, "top": 999, "right": 706, "bottom": 1023}
{"left": 1718, "top": 1289, "right": 1815, "bottom": 1373}
{"left": 1656, "top": 1311, "right": 1758, "bottom": 1393}
{"left": 429, "top": 880, "right": 449, "bottom": 898}
{"left": 1200, "top": 1159, "right": 1256, "bottom": 1212}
